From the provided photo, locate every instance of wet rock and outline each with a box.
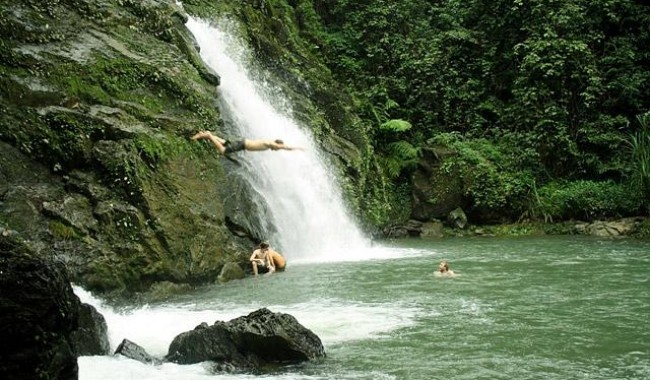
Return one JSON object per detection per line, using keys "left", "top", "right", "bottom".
{"left": 411, "top": 146, "right": 465, "bottom": 220}
{"left": 421, "top": 220, "right": 444, "bottom": 238}
{"left": 42, "top": 193, "right": 99, "bottom": 235}
{"left": 1, "top": 74, "right": 64, "bottom": 107}
{"left": 404, "top": 219, "right": 424, "bottom": 236}
{"left": 0, "top": 141, "right": 63, "bottom": 238}
{"left": 166, "top": 308, "right": 325, "bottom": 369}
{"left": 146, "top": 281, "right": 192, "bottom": 302}
{"left": 383, "top": 219, "right": 429, "bottom": 238}
{"left": 217, "top": 262, "right": 245, "bottom": 283}
{"left": 0, "top": 234, "right": 80, "bottom": 380}
{"left": 383, "top": 224, "right": 408, "bottom": 238}
{"left": 447, "top": 207, "right": 468, "bottom": 229}
{"left": 94, "top": 200, "right": 146, "bottom": 232}
{"left": 115, "top": 339, "right": 162, "bottom": 365}
{"left": 577, "top": 217, "right": 644, "bottom": 237}
{"left": 71, "top": 303, "right": 111, "bottom": 356}
{"left": 168, "top": 26, "right": 221, "bottom": 86}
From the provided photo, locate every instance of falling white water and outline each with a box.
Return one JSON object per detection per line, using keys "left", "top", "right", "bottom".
{"left": 185, "top": 18, "right": 374, "bottom": 262}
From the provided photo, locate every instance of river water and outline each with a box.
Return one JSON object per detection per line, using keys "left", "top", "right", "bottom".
{"left": 78, "top": 236, "right": 650, "bottom": 379}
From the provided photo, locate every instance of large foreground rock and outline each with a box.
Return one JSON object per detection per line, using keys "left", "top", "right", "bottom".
{"left": 0, "top": 234, "right": 81, "bottom": 380}
{"left": 166, "top": 308, "right": 325, "bottom": 370}
{"left": 0, "top": 233, "right": 111, "bottom": 378}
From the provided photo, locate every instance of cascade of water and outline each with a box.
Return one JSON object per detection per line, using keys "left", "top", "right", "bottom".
{"left": 185, "top": 18, "right": 371, "bottom": 262}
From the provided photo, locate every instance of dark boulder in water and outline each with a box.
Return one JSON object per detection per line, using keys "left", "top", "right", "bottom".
{"left": 165, "top": 308, "right": 325, "bottom": 370}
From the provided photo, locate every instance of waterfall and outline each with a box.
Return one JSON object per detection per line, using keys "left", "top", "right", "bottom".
{"left": 185, "top": 18, "right": 371, "bottom": 263}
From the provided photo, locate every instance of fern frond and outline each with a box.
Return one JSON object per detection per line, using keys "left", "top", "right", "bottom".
{"left": 387, "top": 141, "right": 419, "bottom": 160}
{"left": 379, "top": 119, "right": 412, "bottom": 133}
{"left": 378, "top": 156, "right": 403, "bottom": 179}
{"left": 384, "top": 98, "right": 400, "bottom": 112}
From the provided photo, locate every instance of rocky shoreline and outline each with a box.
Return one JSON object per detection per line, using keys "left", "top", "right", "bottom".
{"left": 383, "top": 214, "right": 650, "bottom": 239}
{"left": 0, "top": 232, "right": 324, "bottom": 379}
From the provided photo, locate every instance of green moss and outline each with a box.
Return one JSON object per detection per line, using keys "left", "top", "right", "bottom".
{"left": 145, "top": 281, "right": 193, "bottom": 302}
{"left": 0, "top": 106, "right": 98, "bottom": 171}
{"left": 64, "top": 75, "right": 112, "bottom": 105}
{"left": 84, "top": 251, "right": 162, "bottom": 293}
{"left": 42, "top": 26, "right": 218, "bottom": 121}
{"left": 84, "top": 259, "right": 127, "bottom": 293}
{"left": 48, "top": 220, "right": 80, "bottom": 240}
{"left": 133, "top": 134, "right": 191, "bottom": 169}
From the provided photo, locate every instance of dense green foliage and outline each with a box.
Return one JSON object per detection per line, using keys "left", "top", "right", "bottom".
{"left": 306, "top": 0, "right": 649, "bottom": 222}
{"left": 431, "top": 132, "right": 535, "bottom": 221}
{"left": 625, "top": 112, "right": 650, "bottom": 212}
{"left": 533, "top": 179, "right": 640, "bottom": 221}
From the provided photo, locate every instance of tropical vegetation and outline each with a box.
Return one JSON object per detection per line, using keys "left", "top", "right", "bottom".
{"left": 302, "top": 0, "right": 650, "bottom": 224}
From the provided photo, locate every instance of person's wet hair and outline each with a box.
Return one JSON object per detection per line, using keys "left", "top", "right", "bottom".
{"left": 274, "top": 139, "right": 284, "bottom": 145}
{"left": 260, "top": 242, "right": 269, "bottom": 249}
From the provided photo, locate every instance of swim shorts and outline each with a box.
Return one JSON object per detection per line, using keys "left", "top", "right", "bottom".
{"left": 224, "top": 138, "right": 246, "bottom": 153}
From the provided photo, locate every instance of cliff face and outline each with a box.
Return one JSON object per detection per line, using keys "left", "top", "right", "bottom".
{"left": 0, "top": 0, "right": 385, "bottom": 294}
{"left": 0, "top": 0, "right": 254, "bottom": 294}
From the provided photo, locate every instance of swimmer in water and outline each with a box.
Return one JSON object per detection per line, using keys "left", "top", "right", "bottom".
{"left": 435, "top": 260, "right": 456, "bottom": 277}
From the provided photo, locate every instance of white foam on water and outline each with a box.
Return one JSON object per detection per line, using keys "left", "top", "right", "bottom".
{"left": 288, "top": 245, "right": 433, "bottom": 265}
{"left": 78, "top": 356, "right": 213, "bottom": 380}
{"left": 267, "top": 299, "right": 419, "bottom": 346}
{"left": 80, "top": 354, "right": 395, "bottom": 380}
{"left": 75, "top": 286, "right": 419, "bottom": 354}
{"left": 77, "top": 284, "right": 418, "bottom": 379}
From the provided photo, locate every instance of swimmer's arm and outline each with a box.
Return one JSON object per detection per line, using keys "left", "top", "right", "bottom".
{"left": 268, "top": 141, "right": 304, "bottom": 151}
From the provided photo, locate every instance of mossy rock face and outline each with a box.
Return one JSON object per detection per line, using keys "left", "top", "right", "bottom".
{"left": 411, "top": 146, "right": 468, "bottom": 221}
{"left": 0, "top": 0, "right": 255, "bottom": 295}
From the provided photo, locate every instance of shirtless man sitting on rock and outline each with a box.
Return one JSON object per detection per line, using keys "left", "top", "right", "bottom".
{"left": 249, "top": 243, "right": 287, "bottom": 276}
